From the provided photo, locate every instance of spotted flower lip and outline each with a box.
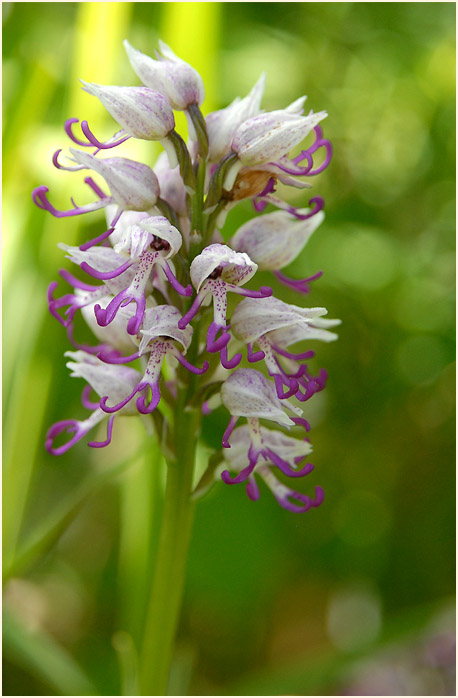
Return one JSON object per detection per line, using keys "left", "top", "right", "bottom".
{"left": 69, "top": 149, "right": 160, "bottom": 211}
{"left": 80, "top": 81, "right": 175, "bottom": 139}
{"left": 230, "top": 209, "right": 325, "bottom": 271}
{"left": 231, "top": 109, "right": 328, "bottom": 167}
{"left": 205, "top": 73, "right": 266, "bottom": 162}
{"left": 124, "top": 39, "right": 205, "bottom": 110}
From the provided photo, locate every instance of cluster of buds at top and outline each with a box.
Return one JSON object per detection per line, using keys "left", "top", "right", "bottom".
{"left": 35, "top": 39, "right": 339, "bottom": 513}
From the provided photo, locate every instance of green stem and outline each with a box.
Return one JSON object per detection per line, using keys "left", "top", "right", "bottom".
{"left": 139, "top": 400, "right": 200, "bottom": 696}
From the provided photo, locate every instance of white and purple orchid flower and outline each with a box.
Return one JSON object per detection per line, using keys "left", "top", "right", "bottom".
{"left": 231, "top": 296, "right": 340, "bottom": 401}
{"left": 97, "top": 304, "right": 208, "bottom": 415}
{"left": 178, "top": 243, "right": 272, "bottom": 369}
{"left": 218, "top": 425, "right": 324, "bottom": 513}
{"left": 46, "top": 351, "right": 143, "bottom": 455}
{"left": 38, "top": 37, "right": 337, "bottom": 515}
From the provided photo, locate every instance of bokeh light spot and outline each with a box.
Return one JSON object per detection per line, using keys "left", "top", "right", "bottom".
{"left": 327, "top": 584, "right": 382, "bottom": 652}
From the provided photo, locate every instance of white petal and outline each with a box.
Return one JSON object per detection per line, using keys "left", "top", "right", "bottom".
{"left": 190, "top": 243, "right": 257, "bottom": 291}
{"left": 231, "top": 296, "right": 329, "bottom": 342}
{"left": 139, "top": 305, "right": 192, "bottom": 352}
{"left": 65, "top": 351, "right": 142, "bottom": 405}
{"left": 231, "top": 209, "right": 324, "bottom": 270}
{"left": 221, "top": 369, "right": 298, "bottom": 426}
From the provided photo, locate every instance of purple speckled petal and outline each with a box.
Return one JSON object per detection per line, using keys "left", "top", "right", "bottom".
{"left": 80, "top": 258, "right": 134, "bottom": 280}
{"left": 160, "top": 259, "right": 193, "bottom": 296}
{"left": 246, "top": 476, "right": 260, "bottom": 501}
{"left": 207, "top": 322, "right": 231, "bottom": 352}
{"left": 219, "top": 344, "right": 242, "bottom": 370}
{"left": 172, "top": 348, "right": 209, "bottom": 375}
{"left": 274, "top": 269, "right": 323, "bottom": 295}
{"left": 80, "top": 120, "right": 131, "bottom": 149}
{"left": 32, "top": 185, "right": 112, "bottom": 218}
{"left": 88, "top": 414, "right": 116, "bottom": 447}
{"left": 221, "top": 442, "right": 260, "bottom": 484}
{"left": 265, "top": 448, "right": 314, "bottom": 478}
{"left": 222, "top": 415, "right": 239, "bottom": 448}
{"left": 81, "top": 385, "right": 100, "bottom": 410}
{"left": 247, "top": 343, "right": 265, "bottom": 363}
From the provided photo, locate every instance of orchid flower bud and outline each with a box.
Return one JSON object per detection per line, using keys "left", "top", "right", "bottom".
{"left": 230, "top": 209, "right": 325, "bottom": 270}
{"left": 153, "top": 151, "right": 187, "bottom": 216}
{"left": 69, "top": 149, "right": 160, "bottom": 211}
{"left": 231, "top": 109, "right": 327, "bottom": 167}
{"left": 205, "top": 74, "right": 265, "bottom": 162}
{"left": 80, "top": 81, "right": 175, "bottom": 139}
{"left": 124, "top": 40, "right": 205, "bottom": 110}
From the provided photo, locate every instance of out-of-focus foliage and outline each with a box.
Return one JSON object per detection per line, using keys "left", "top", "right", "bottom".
{"left": 3, "top": 2, "right": 455, "bottom": 696}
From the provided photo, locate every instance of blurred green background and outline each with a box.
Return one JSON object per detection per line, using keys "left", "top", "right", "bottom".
{"left": 3, "top": 2, "right": 455, "bottom": 696}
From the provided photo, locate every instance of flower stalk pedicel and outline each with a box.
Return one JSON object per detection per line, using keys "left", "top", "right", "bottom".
{"left": 33, "top": 39, "right": 338, "bottom": 696}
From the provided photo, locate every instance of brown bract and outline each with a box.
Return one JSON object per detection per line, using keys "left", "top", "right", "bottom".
{"left": 222, "top": 170, "right": 276, "bottom": 202}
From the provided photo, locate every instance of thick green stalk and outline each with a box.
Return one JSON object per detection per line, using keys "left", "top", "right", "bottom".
{"left": 139, "top": 399, "right": 200, "bottom": 696}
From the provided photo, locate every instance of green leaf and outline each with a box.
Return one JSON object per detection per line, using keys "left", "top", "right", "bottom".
{"left": 3, "top": 610, "right": 98, "bottom": 696}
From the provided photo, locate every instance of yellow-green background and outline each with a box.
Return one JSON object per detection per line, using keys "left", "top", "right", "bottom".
{"left": 3, "top": 2, "right": 455, "bottom": 695}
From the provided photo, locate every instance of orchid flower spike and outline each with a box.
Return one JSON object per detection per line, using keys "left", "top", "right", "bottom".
{"left": 46, "top": 351, "right": 143, "bottom": 455}
{"left": 39, "top": 37, "right": 337, "bottom": 517}
{"left": 219, "top": 424, "right": 323, "bottom": 512}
